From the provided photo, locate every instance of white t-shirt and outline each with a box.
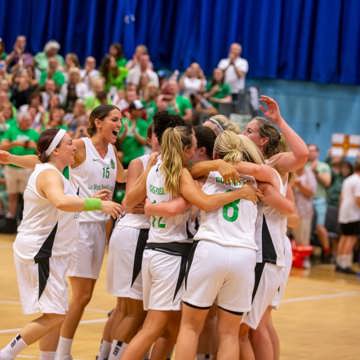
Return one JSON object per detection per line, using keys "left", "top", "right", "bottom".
{"left": 127, "top": 68, "right": 159, "bottom": 87}
{"left": 218, "top": 57, "right": 249, "bottom": 93}
{"left": 338, "top": 173, "right": 360, "bottom": 224}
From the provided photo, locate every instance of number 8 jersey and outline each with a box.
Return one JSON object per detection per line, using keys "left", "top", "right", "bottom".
{"left": 146, "top": 159, "right": 191, "bottom": 244}
{"left": 194, "top": 171, "right": 258, "bottom": 249}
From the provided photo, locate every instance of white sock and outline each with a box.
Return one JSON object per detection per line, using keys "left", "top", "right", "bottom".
{"left": 97, "top": 340, "right": 112, "bottom": 360}
{"left": 55, "top": 337, "right": 73, "bottom": 359}
{"left": 0, "top": 334, "right": 27, "bottom": 358}
{"left": 345, "top": 254, "right": 353, "bottom": 268}
{"left": 108, "top": 340, "right": 127, "bottom": 360}
{"left": 40, "top": 351, "right": 56, "bottom": 360}
{"left": 337, "top": 255, "right": 346, "bottom": 268}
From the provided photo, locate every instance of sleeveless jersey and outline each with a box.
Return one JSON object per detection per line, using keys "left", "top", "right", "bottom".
{"left": 14, "top": 163, "right": 79, "bottom": 261}
{"left": 70, "top": 137, "right": 117, "bottom": 222}
{"left": 146, "top": 159, "right": 190, "bottom": 244}
{"left": 255, "top": 169, "right": 287, "bottom": 267}
{"left": 118, "top": 154, "right": 151, "bottom": 229}
{"left": 194, "top": 171, "right": 258, "bottom": 249}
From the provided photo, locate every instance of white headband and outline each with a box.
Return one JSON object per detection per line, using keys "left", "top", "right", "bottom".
{"left": 45, "top": 129, "right": 66, "bottom": 157}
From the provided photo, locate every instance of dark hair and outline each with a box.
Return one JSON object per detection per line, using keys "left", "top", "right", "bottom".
{"left": 194, "top": 125, "right": 216, "bottom": 159}
{"left": 66, "top": 53, "right": 80, "bottom": 68}
{"left": 88, "top": 104, "right": 120, "bottom": 136}
{"left": 100, "top": 55, "right": 118, "bottom": 80}
{"left": 253, "top": 117, "right": 282, "bottom": 158}
{"left": 344, "top": 160, "right": 355, "bottom": 174}
{"left": 37, "top": 128, "right": 63, "bottom": 163}
{"left": 153, "top": 112, "right": 185, "bottom": 145}
{"left": 110, "top": 43, "right": 124, "bottom": 60}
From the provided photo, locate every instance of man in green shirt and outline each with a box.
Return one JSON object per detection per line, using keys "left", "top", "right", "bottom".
{"left": 35, "top": 40, "right": 65, "bottom": 72}
{"left": 308, "top": 144, "right": 332, "bottom": 262}
{"left": 0, "top": 111, "right": 39, "bottom": 222}
{"left": 39, "top": 57, "right": 65, "bottom": 88}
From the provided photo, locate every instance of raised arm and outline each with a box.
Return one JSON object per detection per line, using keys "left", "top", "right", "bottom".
{"left": 180, "top": 168, "right": 257, "bottom": 212}
{"left": 0, "top": 150, "right": 39, "bottom": 169}
{"left": 261, "top": 95, "right": 309, "bottom": 174}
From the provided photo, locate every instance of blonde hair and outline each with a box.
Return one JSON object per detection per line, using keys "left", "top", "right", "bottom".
{"left": 160, "top": 126, "right": 193, "bottom": 195}
{"left": 208, "top": 115, "right": 241, "bottom": 134}
{"left": 214, "top": 131, "right": 264, "bottom": 165}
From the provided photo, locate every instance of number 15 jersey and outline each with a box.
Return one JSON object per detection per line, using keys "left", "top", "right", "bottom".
{"left": 194, "top": 171, "right": 258, "bottom": 249}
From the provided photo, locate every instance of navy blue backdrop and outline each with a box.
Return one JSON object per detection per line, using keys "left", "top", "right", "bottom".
{"left": 0, "top": 0, "right": 359, "bottom": 84}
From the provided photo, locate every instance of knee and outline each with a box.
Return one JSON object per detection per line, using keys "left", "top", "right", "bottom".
{"left": 239, "top": 324, "right": 250, "bottom": 340}
{"left": 43, "top": 313, "right": 65, "bottom": 327}
{"left": 73, "top": 291, "right": 92, "bottom": 307}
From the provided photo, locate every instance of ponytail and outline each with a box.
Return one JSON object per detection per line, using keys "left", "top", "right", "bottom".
{"left": 160, "top": 126, "right": 192, "bottom": 195}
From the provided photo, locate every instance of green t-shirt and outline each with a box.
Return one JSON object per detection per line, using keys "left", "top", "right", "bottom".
{"left": 105, "top": 67, "right": 128, "bottom": 91}
{"left": 2, "top": 125, "right": 40, "bottom": 167}
{"left": 153, "top": 96, "right": 192, "bottom": 117}
{"left": 119, "top": 117, "right": 149, "bottom": 166}
{"left": 142, "top": 99, "right": 157, "bottom": 124}
{"left": 0, "top": 52, "right": 7, "bottom": 60}
{"left": 35, "top": 52, "right": 65, "bottom": 72}
{"left": 116, "top": 57, "right": 127, "bottom": 68}
{"left": 206, "top": 82, "right": 230, "bottom": 108}
{"left": 39, "top": 70, "right": 66, "bottom": 87}
{"left": 0, "top": 118, "right": 17, "bottom": 142}
{"left": 311, "top": 161, "right": 331, "bottom": 199}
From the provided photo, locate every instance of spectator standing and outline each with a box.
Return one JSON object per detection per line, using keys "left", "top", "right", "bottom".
{"left": 127, "top": 54, "right": 159, "bottom": 88}
{"left": 203, "top": 68, "right": 231, "bottom": 109}
{"left": 179, "top": 63, "right": 206, "bottom": 97}
{"left": 0, "top": 111, "right": 39, "bottom": 230}
{"left": 34, "top": 40, "right": 65, "bottom": 73}
{"left": 292, "top": 165, "right": 317, "bottom": 267}
{"left": 5, "top": 36, "right": 33, "bottom": 72}
{"left": 218, "top": 42, "right": 248, "bottom": 100}
{"left": 100, "top": 55, "right": 128, "bottom": 92}
{"left": 336, "top": 160, "right": 360, "bottom": 274}
{"left": 108, "top": 43, "right": 127, "bottom": 68}
{"left": 308, "top": 144, "right": 332, "bottom": 262}
{"left": 118, "top": 100, "right": 148, "bottom": 167}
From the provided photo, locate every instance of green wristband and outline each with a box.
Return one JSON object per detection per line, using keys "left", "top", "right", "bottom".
{"left": 84, "top": 198, "right": 102, "bottom": 211}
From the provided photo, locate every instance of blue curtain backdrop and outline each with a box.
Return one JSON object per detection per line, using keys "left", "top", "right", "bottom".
{"left": 0, "top": 0, "right": 359, "bottom": 84}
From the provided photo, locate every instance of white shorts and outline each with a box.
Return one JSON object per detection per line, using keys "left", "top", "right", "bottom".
{"left": 67, "top": 221, "right": 106, "bottom": 279}
{"left": 142, "top": 249, "right": 184, "bottom": 311}
{"left": 183, "top": 241, "right": 256, "bottom": 314}
{"left": 14, "top": 254, "right": 69, "bottom": 315}
{"left": 107, "top": 225, "right": 149, "bottom": 300}
{"left": 5, "top": 166, "right": 32, "bottom": 194}
{"left": 242, "top": 262, "right": 283, "bottom": 329}
{"left": 272, "top": 239, "right": 292, "bottom": 309}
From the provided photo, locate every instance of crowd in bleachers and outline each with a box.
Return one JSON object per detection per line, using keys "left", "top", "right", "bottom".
{"left": 0, "top": 35, "right": 359, "bottom": 274}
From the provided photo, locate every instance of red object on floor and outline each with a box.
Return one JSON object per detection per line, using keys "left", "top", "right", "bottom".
{"left": 292, "top": 241, "right": 313, "bottom": 268}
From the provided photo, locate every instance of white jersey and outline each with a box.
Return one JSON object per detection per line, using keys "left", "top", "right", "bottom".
{"left": 118, "top": 154, "right": 150, "bottom": 229}
{"left": 70, "top": 137, "right": 117, "bottom": 222}
{"left": 146, "top": 159, "right": 190, "bottom": 244}
{"left": 255, "top": 169, "right": 287, "bottom": 267}
{"left": 14, "top": 163, "right": 78, "bottom": 261}
{"left": 194, "top": 171, "right": 257, "bottom": 249}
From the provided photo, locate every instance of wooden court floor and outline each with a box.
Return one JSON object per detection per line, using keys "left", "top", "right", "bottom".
{"left": 1, "top": 234, "right": 359, "bottom": 360}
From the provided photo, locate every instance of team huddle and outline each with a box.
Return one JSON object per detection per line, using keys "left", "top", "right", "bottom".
{"left": 0, "top": 96, "right": 309, "bottom": 360}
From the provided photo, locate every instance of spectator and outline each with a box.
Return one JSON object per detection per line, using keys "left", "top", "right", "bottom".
{"left": 0, "top": 111, "right": 39, "bottom": 230}
{"left": 39, "top": 57, "right": 66, "bottom": 88}
{"left": 292, "top": 165, "right": 317, "bottom": 268}
{"left": 64, "top": 53, "right": 80, "bottom": 73}
{"left": 118, "top": 100, "right": 149, "bottom": 167}
{"left": 84, "top": 77, "right": 107, "bottom": 111}
{"left": 47, "top": 107, "right": 67, "bottom": 130}
{"left": 80, "top": 56, "right": 100, "bottom": 88}
{"left": 127, "top": 54, "right": 159, "bottom": 88}
{"left": 100, "top": 55, "right": 128, "bottom": 92}
{"left": 336, "top": 160, "right": 360, "bottom": 274}
{"left": 156, "top": 80, "right": 192, "bottom": 122}
{"left": 25, "top": 92, "right": 45, "bottom": 131}
{"left": 5, "top": 35, "right": 33, "bottom": 72}
{"left": 218, "top": 42, "right": 248, "bottom": 100}
{"left": 179, "top": 62, "right": 206, "bottom": 97}
{"left": 64, "top": 99, "right": 88, "bottom": 136}
{"left": 203, "top": 68, "right": 231, "bottom": 109}
{"left": 108, "top": 42, "right": 127, "bottom": 68}
{"left": 0, "top": 38, "right": 6, "bottom": 60}
{"left": 10, "top": 72, "right": 35, "bottom": 108}
{"left": 41, "top": 79, "right": 58, "bottom": 110}
{"left": 0, "top": 102, "right": 16, "bottom": 128}
{"left": 142, "top": 83, "right": 159, "bottom": 123}
{"left": 112, "top": 84, "right": 138, "bottom": 111}
{"left": 126, "top": 44, "right": 151, "bottom": 70}
{"left": 34, "top": 40, "right": 65, "bottom": 72}
{"left": 308, "top": 144, "right": 332, "bottom": 262}
{"left": 0, "top": 60, "right": 9, "bottom": 82}
{"left": 60, "top": 68, "right": 87, "bottom": 112}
